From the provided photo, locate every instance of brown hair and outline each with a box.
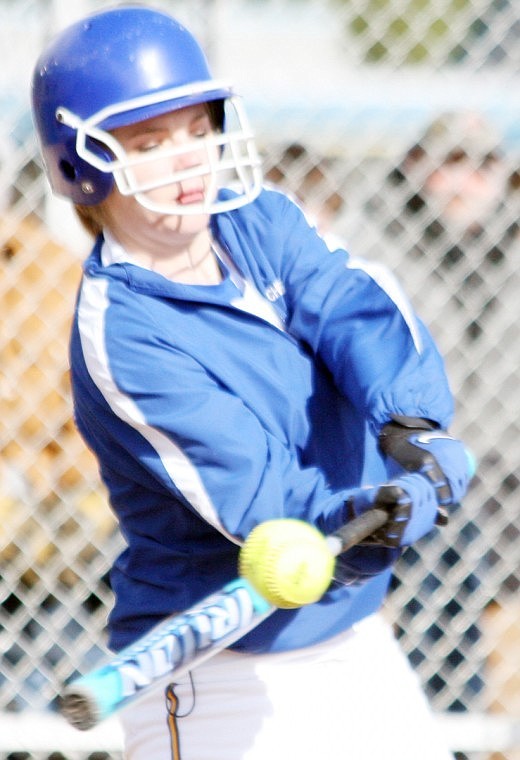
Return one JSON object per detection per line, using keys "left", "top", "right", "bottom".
{"left": 74, "top": 203, "right": 108, "bottom": 238}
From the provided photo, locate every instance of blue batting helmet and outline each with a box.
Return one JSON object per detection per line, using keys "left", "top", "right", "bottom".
{"left": 31, "top": 5, "right": 262, "bottom": 213}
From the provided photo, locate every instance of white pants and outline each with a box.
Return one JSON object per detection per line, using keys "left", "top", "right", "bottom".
{"left": 120, "top": 612, "right": 453, "bottom": 760}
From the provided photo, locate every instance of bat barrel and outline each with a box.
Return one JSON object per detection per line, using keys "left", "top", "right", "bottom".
{"left": 59, "top": 579, "right": 272, "bottom": 729}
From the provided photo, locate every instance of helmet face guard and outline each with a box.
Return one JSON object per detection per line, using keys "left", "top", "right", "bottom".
{"left": 31, "top": 6, "right": 263, "bottom": 215}
{"left": 55, "top": 83, "right": 263, "bottom": 216}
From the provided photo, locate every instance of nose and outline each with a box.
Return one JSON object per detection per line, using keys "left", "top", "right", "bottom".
{"left": 170, "top": 130, "right": 206, "bottom": 171}
{"left": 176, "top": 146, "right": 205, "bottom": 172}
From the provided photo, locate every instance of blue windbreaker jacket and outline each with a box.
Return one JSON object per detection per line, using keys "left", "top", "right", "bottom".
{"left": 70, "top": 187, "right": 454, "bottom": 652}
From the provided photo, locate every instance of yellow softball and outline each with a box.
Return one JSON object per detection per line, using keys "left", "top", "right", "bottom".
{"left": 238, "top": 519, "right": 335, "bottom": 609}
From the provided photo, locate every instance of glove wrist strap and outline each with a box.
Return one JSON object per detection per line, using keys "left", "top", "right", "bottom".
{"left": 386, "top": 415, "right": 438, "bottom": 431}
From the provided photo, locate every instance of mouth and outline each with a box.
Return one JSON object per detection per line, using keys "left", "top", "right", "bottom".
{"left": 176, "top": 185, "right": 206, "bottom": 206}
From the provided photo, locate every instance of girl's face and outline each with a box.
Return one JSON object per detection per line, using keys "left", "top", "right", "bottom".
{"left": 103, "top": 104, "right": 219, "bottom": 245}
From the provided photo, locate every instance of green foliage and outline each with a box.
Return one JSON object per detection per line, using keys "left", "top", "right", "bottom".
{"left": 335, "top": 0, "right": 472, "bottom": 64}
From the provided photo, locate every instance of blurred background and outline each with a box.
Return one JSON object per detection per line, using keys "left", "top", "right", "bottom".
{"left": 0, "top": 0, "right": 519, "bottom": 758}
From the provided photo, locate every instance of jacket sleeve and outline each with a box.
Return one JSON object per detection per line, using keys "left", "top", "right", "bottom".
{"left": 273, "top": 194, "right": 455, "bottom": 433}
{"left": 74, "top": 307, "right": 349, "bottom": 544}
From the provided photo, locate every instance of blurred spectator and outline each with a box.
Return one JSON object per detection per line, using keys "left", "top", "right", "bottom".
{"left": 377, "top": 111, "right": 514, "bottom": 340}
{"left": 364, "top": 111, "right": 520, "bottom": 717}
{"left": 265, "top": 142, "right": 345, "bottom": 240}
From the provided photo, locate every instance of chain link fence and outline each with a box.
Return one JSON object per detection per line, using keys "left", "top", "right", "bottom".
{"left": 1, "top": 0, "right": 519, "bottom": 757}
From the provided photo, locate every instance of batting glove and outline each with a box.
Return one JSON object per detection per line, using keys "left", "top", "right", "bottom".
{"left": 346, "top": 472, "right": 439, "bottom": 548}
{"left": 378, "top": 415, "right": 472, "bottom": 525}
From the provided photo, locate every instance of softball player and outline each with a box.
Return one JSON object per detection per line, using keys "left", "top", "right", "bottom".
{"left": 31, "top": 6, "right": 470, "bottom": 758}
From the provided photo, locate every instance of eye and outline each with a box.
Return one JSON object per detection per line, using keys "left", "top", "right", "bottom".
{"left": 193, "top": 128, "right": 209, "bottom": 139}
{"left": 134, "top": 138, "right": 163, "bottom": 153}
{"left": 123, "top": 131, "right": 169, "bottom": 154}
{"left": 191, "top": 115, "right": 212, "bottom": 139}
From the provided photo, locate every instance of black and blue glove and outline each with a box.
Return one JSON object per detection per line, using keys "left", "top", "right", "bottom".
{"left": 334, "top": 473, "right": 442, "bottom": 585}
{"left": 378, "top": 415, "right": 472, "bottom": 525}
{"left": 345, "top": 472, "right": 440, "bottom": 549}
